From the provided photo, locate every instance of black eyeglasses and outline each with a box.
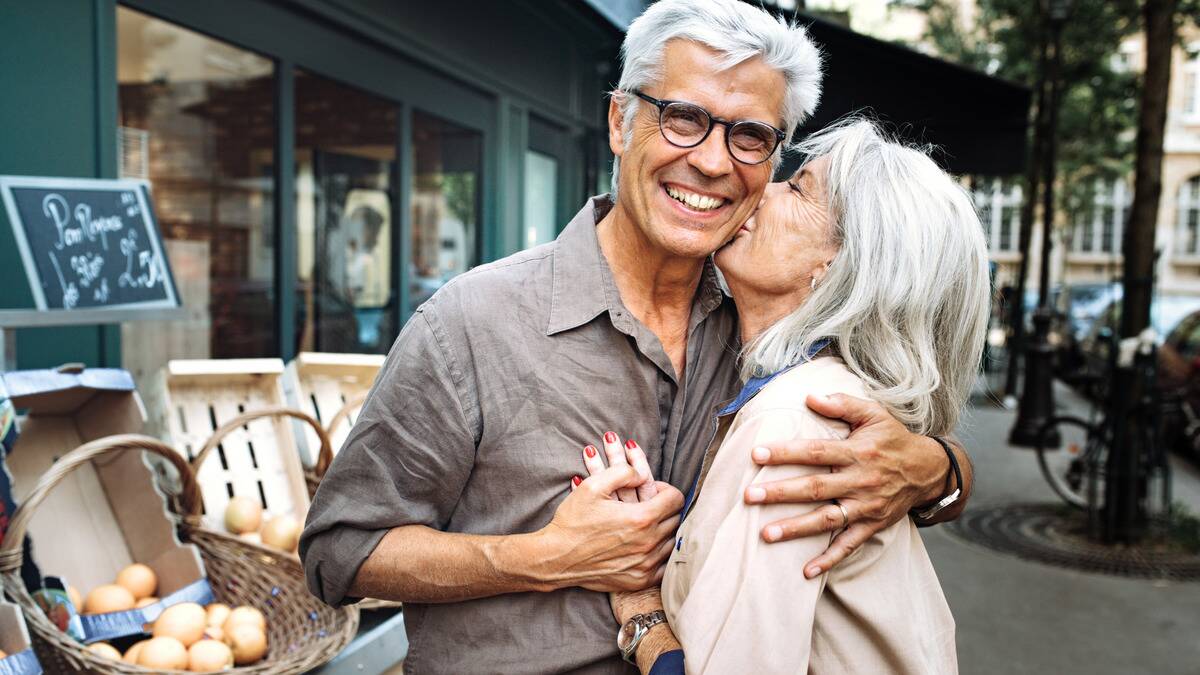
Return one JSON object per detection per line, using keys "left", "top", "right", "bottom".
{"left": 631, "top": 90, "right": 786, "bottom": 165}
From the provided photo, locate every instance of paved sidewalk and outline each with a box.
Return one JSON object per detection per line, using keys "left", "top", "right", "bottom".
{"left": 928, "top": 384, "right": 1200, "bottom": 674}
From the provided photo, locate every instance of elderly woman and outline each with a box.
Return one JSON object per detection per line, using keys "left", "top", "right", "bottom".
{"left": 579, "top": 119, "right": 989, "bottom": 674}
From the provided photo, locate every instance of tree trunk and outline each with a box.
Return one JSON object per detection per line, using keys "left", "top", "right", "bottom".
{"left": 1004, "top": 11, "right": 1050, "bottom": 398}
{"left": 1102, "top": 0, "right": 1179, "bottom": 544}
{"left": 1121, "top": 0, "right": 1177, "bottom": 338}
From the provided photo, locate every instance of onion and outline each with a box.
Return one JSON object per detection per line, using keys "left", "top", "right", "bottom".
{"left": 260, "top": 515, "right": 301, "bottom": 552}
{"left": 223, "top": 496, "right": 263, "bottom": 534}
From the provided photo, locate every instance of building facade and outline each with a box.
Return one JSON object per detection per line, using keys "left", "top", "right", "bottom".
{"left": 804, "top": 0, "right": 1200, "bottom": 300}
{"left": 0, "top": 0, "right": 621, "bottom": 371}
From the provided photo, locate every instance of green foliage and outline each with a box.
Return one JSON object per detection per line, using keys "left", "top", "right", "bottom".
{"left": 913, "top": 0, "right": 1140, "bottom": 226}
{"left": 1181, "top": 0, "right": 1200, "bottom": 30}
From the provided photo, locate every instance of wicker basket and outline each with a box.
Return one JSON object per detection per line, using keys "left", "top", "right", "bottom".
{"left": 323, "top": 390, "right": 368, "bottom": 455}
{"left": 0, "top": 434, "right": 358, "bottom": 674}
{"left": 196, "top": 406, "right": 400, "bottom": 611}
{"left": 192, "top": 407, "right": 332, "bottom": 502}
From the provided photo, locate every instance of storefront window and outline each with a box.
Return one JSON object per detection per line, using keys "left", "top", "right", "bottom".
{"left": 117, "top": 7, "right": 276, "bottom": 359}
{"left": 294, "top": 70, "right": 398, "bottom": 354}
{"left": 523, "top": 150, "right": 559, "bottom": 249}
{"left": 411, "top": 112, "right": 483, "bottom": 309}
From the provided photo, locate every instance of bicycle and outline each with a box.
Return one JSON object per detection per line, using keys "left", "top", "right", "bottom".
{"left": 1034, "top": 329, "right": 1172, "bottom": 514}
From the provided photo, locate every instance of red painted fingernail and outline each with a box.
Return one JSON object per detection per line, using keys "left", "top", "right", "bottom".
{"left": 625, "top": 439, "right": 637, "bottom": 449}
{"left": 572, "top": 475, "right": 582, "bottom": 486}
{"left": 604, "top": 431, "right": 617, "bottom": 443}
{"left": 584, "top": 445, "right": 597, "bottom": 458}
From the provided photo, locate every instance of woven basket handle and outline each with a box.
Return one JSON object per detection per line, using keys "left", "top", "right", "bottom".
{"left": 325, "top": 389, "right": 370, "bottom": 438}
{"left": 191, "top": 406, "right": 334, "bottom": 480}
{"left": 0, "top": 434, "right": 202, "bottom": 572}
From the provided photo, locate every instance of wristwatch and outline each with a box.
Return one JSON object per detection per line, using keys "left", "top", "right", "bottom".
{"left": 912, "top": 436, "right": 963, "bottom": 525}
{"left": 617, "top": 610, "right": 667, "bottom": 664}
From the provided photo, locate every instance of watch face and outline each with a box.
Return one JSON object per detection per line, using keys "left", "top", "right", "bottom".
{"left": 617, "top": 621, "right": 638, "bottom": 651}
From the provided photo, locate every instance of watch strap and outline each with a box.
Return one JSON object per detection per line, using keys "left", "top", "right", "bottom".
{"left": 620, "top": 610, "right": 667, "bottom": 663}
{"left": 912, "top": 436, "right": 962, "bottom": 526}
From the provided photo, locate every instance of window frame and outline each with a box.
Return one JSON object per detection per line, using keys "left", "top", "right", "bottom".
{"left": 1181, "top": 41, "right": 1200, "bottom": 124}
{"left": 117, "top": 0, "right": 587, "bottom": 356}
{"left": 971, "top": 177, "right": 1022, "bottom": 255}
{"left": 1177, "top": 174, "right": 1200, "bottom": 258}
{"left": 1070, "top": 178, "right": 1130, "bottom": 257}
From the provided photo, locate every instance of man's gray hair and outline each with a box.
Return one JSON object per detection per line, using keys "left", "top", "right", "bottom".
{"left": 611, "top": 0, "right": 823, "bottom": 192}
{"left": 743, "top": 119, "right": 990, "bottom": 436}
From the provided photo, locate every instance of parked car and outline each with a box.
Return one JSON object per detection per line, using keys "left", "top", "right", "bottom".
{"left": 1064, "top": 283, "right": 1122, "bottom": 341}
{"left": 1072, "top": 295, "right": 1200, "bottom": 399}
{"left": 1159, "top": 309, "right": 1200, "bottom": 458}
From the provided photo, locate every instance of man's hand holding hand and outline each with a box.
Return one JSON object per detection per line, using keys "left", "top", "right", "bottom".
{"left": 744, "top": 393, "right": 970, "bottom": 578}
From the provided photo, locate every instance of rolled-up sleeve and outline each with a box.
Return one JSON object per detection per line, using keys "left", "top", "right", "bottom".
{"left": 300, "top": 306, "right": 477, "bottom": 606}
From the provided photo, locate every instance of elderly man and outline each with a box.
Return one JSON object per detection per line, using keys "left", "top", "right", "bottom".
{"left": 301, "top": 1, "right": 973, "bottom": 673}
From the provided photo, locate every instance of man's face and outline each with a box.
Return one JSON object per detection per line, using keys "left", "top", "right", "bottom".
{"left": 610, "top": 40, "right": 785, "bottom": 260}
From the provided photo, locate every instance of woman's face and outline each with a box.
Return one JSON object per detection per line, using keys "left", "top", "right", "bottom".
{"left": 715, "top": 156, "right": 839, "bottom": 302}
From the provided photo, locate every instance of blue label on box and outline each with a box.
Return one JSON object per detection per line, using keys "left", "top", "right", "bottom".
{"left": 0, "top": 649, "right": 42, "bottom": 675}
{"left": 78, "top": 577, "right": 215, "bottom": 644}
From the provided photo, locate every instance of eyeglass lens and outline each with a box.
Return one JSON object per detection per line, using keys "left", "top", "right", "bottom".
{"left": 659, "top": 102, "right": 778, "bottom": 164}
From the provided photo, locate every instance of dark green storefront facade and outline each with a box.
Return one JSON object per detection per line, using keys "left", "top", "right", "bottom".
{"left": 1, "top": 2, "right": 122, "bottom": 367}
{"left": 1, "top": 0, "right": 621, "bottom": 369}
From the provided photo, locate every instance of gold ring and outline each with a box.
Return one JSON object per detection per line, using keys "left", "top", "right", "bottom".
{"left": 836, "top": 502, "right": 850, "bottom": 530}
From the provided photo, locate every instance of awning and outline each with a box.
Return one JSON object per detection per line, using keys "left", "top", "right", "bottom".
{"left": 579, "top": 0, "right": 647, "bottom": 32}
{"left": 794, "top": 14, "right": 1030, "bottom": 176}
{"left": 580, "top": 2, "right": 1031, "bottom": 176}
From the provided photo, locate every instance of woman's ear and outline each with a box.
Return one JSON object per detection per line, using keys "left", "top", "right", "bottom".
{"left": 812, "top": 262, "right": 831, "bottom": 285}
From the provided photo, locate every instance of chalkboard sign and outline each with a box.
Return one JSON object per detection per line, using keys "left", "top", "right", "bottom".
{"left": 0, "top": 176, "right": 179, "bottom": 322}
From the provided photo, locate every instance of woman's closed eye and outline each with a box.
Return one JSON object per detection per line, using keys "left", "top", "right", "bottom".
{"left": 787, "top": 179, "right": 804, "bottom": 197}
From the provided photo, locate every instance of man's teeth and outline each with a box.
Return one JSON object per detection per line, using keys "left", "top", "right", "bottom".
{"left": 666, "top": 186, "right": 723, "bottom": 211}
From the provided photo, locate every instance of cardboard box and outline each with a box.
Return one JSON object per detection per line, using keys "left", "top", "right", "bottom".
{"left": 1, "top": 367, "right": 209, "bottom": 643}
{"left": 143, "top": 359, "right": 310, "bottom": 533}
{"left": 0, "top": 601, "right": 42, "bottom": 675}
{"left": 282, "top": 352, "right": 384, "bottom": 466}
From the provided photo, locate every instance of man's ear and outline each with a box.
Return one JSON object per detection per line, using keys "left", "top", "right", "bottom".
{"left": 607, "top": 94, "right": 626, "bottom": 158}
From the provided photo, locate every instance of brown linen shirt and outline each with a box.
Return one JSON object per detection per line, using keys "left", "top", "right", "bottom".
{"left": 300, "top": 196, "right": 742, "bottom": 675}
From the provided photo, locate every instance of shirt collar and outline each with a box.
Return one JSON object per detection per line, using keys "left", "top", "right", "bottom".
{"left": 546, "top": 195, "right": 618, "bottom": 336}
{"left": 716, "top": 338, "right": 832, "bottom": 417}
{"left": 546, "top": 194, "right": 729, "bottom": 336}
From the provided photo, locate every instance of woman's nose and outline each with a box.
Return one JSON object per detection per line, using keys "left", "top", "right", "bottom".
{"left": 762, "top": 181, "right": 788, "bottom": 202}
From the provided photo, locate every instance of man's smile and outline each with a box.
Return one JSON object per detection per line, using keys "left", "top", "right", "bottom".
{"left": 662, "top": 182, "right": 730, "bottom": 215}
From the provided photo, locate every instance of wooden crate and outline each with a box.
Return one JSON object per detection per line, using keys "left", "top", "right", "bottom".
{"left": 283, "top": 352, "right": 384, "bottom": 467}
{"left": 143, "top": 358, "right": 310, "bottom": 531}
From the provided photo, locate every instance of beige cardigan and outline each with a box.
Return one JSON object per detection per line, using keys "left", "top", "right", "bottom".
{"left": 661, "top": 357, "right": 957, "bottom": 674}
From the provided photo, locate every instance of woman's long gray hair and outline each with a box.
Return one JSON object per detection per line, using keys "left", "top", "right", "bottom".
{"left": 742, "top": 119, "right": 990, "bottom": 436}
